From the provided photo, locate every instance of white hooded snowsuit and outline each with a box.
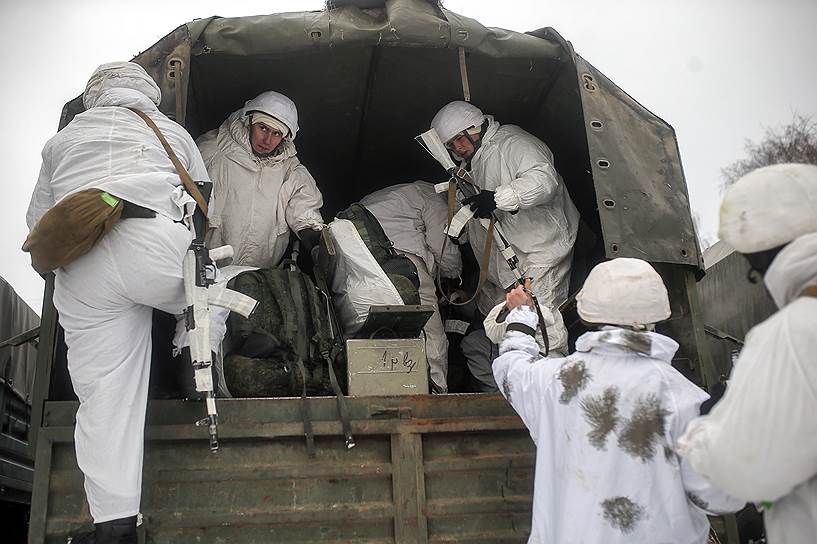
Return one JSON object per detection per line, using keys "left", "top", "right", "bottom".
{"left": 493, "top": 307, "right": 744, "bottom": 543}
{"left": 455, "top": 118, "right": 578, "bottom": 392}
{"left": 679, "top": 231, "right": 817, "bottom": 543}
{"left": 26, "top": 62, "right": 210, "bottom": 523}
{"left": 197, "top": 98, "right": 323, "bottom": 268}
{"left": 360, "top": 181, "right": 463, "bottom": 392}
{"left": 463, "top": 117, "right": 579, "bottom": 317}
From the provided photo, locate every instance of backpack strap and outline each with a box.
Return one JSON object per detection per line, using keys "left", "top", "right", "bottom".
{"left": 295, "top": 358, "right": 316, "bottom": 458}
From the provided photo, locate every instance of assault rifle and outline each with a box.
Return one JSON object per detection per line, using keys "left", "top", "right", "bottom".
{"left": 183, "top": 181, "right": 258, "bottom": 451}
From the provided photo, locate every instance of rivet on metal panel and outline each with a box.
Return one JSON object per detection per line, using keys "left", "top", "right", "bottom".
{"left": 582, "top": 73, "right": 597, "bottom": 92}
{"left": 603, "top": 199, "right": 615, "bottom": 208}
{"left": 590, "top": 119, "right": 604, "bottom": 130}
{"left": 680, "top": 248, "right": 689, "bottom": 257}
{"left": 611, "top": 243, "right": 620, "bottom": 253}
{"left": 597, "top": 159, "right": 610, "bottom": 169}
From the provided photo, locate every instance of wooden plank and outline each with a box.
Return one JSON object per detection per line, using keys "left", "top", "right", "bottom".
{"left": 391, "top": 432, "right": 428, "bottom": 543}
{"left": 28, "top": 429, "right": 53, "bottom": 544}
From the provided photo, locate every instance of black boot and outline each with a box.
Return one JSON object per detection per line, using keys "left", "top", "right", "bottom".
{"left": 68, "top": 516, "right": 137, "bottom": 544}
{"left": 95, "top": 516, "right": 137, "bottom": 544}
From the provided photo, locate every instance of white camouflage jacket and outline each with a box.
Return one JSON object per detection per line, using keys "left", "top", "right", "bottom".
{"left": 494, "top": 307, "right": 744, "bottom": 543}
{"left": 197, "top": 109, "right": 323, "bottom": 268}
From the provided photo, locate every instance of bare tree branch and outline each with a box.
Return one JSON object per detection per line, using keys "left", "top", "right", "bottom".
{"left": 721, "top": 113, "right": 817, "bottom": 191}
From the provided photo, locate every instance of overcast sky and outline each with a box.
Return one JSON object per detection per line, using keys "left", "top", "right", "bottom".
{"left": 2, "top": 0, "right": 815, "bottom": 313}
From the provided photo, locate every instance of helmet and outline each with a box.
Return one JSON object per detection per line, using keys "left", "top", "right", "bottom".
{"left": 431, "top": 101, "right": 485, "bottom": 144}
{"left": 241, "top": 90, "right": 299, "bottom": 140}
{"left": 83, "top": 61, "right": 161, "bottom": 110}
{"left": 577, "top": 258, "right": 670, "bottom": 328}
{"left": 719, "top": 163, "right": 817, "bottom": 253}
{"left": 483, "top": 300, "right": 568, "bottom": 355}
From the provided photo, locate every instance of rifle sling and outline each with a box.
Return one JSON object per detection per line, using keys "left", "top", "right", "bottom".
{"left": 438, "top": 179, "right": 493, "bottom": 307}
{"left": 128, "top": 108, "right": 209, "bottom": 216}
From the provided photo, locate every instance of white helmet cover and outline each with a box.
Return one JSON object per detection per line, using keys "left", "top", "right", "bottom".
{"left": 719, "top": 163, "right": 817, "bottom": 253}
{"left": 241, "top": 90, "right": 299, "bottom": 140}
{"left": 431, "top": 101, "right": 486, "bottom": 144}
{"left": 483, "top": 300, "right": 568, "bottom": 354}
{"left": 83, "top": 61, "right": 161, "bottom": 110}
{"left": 577, "top": 258, "right": 671, "bottom": 328}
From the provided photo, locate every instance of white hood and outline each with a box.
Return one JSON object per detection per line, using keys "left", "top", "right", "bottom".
{"left": 222, "top": 109, "right": 297, "bottom": 169}
{"left": 764, "top": 231, "right": 817, "bottom": 308}
{"left": 82, "top": 61, "right": 161, "bottom": 111}
{"left": 575, "top": 328, "right": 679, "bottom": 362}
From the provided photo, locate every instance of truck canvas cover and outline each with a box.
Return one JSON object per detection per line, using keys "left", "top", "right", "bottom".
{"left": 59, "top": 0, "right": 702, "bottom": 270}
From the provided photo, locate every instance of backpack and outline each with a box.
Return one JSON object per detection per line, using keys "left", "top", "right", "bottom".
{"left": 335, "top": 203, "right": 421, "bottom": 305}
{"left": 225, "top": 265, "right": 355, "bottom": 453}
{"left": 224, "top": 266, "right": 344, "bottom": 397}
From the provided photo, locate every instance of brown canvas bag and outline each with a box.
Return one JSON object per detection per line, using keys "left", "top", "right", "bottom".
{"left": 22, "top": 189, "right": 124, "bottom": 274}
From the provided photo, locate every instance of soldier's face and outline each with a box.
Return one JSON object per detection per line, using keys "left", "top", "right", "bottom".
{"left": 446, "top": 132, "right": 479, "bottom": 160}
{"left": 250, "top": 123, "right": 284, "bottom": 156}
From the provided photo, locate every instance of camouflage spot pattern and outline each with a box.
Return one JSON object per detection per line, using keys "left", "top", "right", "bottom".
{"left": 580, "top": 386, "right": 620, "bottom": 450}
{"left": 558, "top": 359, "right": 592, "bottom": 404}
{"left": 602, "top": 496, "right": 646, "bottom": 534}
{"left": 617, "top": 393, "right": 669, "bottom": 462}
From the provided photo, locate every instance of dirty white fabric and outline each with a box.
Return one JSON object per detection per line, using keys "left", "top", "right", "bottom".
{"left": 431, "top": 100, "right": 486, "bottom": 144}
{"left": 54, "top": 217, "right": 192, "bottom": 523}
{"left": 459, "top": 117, "right": 579, "bottom": 316}
{"left": 577, "top": 258, "right": 671, "bottom": 328}
{"left": 494, "top": 307, "right": 745, "bottom": 543}
{"left": 360, "top": 181, "right": 462, "bottom": 392}
{"left": 326, "top": 219, "right": 404, "bottom": 336}
{"left": 402, "top": 252, "right": 448, "bottom": 393}
{"left": 718, "top": 163, "right": 817, "bottom": 253}
{"left": 25, "top": 63, "right": 212, "bottom": 523}
{"left": 197, "top": 96, "right": 323, "bottom": 268}
{"left": 679, "top": 231, "right": 817, "bottom": 544}
{"left": 483, "top": 299, "right": 567, "bottom": 356}
{"left": 360, "top": 181, "right": 462, "bottom": 280}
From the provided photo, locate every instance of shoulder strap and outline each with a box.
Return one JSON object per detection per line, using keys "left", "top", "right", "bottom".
{"left": 801, "top": 285, "right": 817, "bottom": 298}
{"left": 128, "top": 108, "right": 209, "bottom": 216}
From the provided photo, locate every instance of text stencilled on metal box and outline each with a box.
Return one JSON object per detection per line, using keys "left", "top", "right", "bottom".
{"left": 346, "top": 338, "right": 429, "bottom": 395}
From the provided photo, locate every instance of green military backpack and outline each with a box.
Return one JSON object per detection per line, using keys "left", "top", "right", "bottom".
{"left": 224, "top": 267, "right": 344, "bottom": 398}
{"left": 224, "top": 265, "right": 355, "bottom": 453}
{"left": 335, "top": 203, "right": 421, "bottom": 305}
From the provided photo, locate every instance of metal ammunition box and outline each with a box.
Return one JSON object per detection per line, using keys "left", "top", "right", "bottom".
{"left": 347, "top": 338, "right": 429, "bottom": 395}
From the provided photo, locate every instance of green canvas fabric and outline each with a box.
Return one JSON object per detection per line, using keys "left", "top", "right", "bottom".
{"left": 57, "top": 0, "right": 702, "bottom": 270}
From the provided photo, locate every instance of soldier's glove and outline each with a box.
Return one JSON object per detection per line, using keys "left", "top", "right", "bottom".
{"left": 297, "top": 228, "right": 322, "bottom": 254}
{"left": 462, "top": 190, "right": 497, "bottom": 219}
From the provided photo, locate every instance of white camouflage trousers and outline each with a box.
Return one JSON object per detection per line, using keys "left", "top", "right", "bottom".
{"left": 54, "top": 215, "right": 191, "bottom": 523}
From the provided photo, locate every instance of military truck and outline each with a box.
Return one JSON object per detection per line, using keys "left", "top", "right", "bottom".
{"left": 0, "top": 276, "right": 40, "bottom": 543}
{"left": 28, "top": 1, "right": 738, "bottom": 542}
